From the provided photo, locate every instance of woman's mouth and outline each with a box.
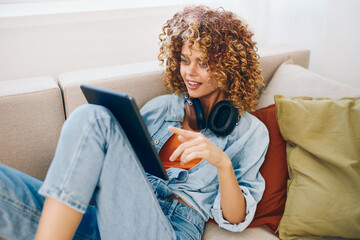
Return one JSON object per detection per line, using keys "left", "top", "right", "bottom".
{"left": 186, "top": 80, "right": 202, "bottom": 90}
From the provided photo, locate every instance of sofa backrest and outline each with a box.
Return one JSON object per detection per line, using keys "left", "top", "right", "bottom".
{"left": 58, "top": 61, "right": 168, "bottom": 117}
{"left": 58, "top": 45, "right": 310, "bottom": 118}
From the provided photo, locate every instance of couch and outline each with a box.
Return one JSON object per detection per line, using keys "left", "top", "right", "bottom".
{"left": 1, "top": 45, "right": 359, "bottom": 240}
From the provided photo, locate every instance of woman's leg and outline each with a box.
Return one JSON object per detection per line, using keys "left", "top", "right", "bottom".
{"left": 37, "top": 104, "right": 176, "bottom": 239}
{"left": 0, "top": 164, "right": 99, "bottom": 240}
{"left": 35, "top": 197, "right": 83, "bottom": 240}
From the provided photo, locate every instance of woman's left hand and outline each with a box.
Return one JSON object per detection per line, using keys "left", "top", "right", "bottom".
{"left": 168, "top": 126, "right": 231, "bottom": 169}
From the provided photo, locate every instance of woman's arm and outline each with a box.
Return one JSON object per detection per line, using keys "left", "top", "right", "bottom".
{"left": 216, "top": 157, "right": 246, "bottom": 224}
{"left": 168, "top": 126, "right": 246, "bottom": 224}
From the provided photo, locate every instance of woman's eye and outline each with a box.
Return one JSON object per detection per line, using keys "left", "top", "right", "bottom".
{"left": 180, "top": 59, "right": 189, "bottom": 64}
{"left": 199, "top": 62, "right": 208, "bottom": 68}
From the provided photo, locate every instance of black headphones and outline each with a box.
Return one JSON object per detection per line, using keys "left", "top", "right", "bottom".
{"left": 184, "top": 97, "right": 239, "bottom": 136}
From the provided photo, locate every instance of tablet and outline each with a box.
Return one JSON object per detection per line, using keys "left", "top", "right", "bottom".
{"left": 80, "top": 84, "right": 168, "bottom": 180}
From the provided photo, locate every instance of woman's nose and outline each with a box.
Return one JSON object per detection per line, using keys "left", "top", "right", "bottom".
{"left": 186, "top": 63, "right": 197, "bottom": 75}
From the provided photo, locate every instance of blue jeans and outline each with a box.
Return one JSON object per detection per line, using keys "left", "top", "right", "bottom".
{"left": 0, "top": 104, "right": 205, "bottom": 239}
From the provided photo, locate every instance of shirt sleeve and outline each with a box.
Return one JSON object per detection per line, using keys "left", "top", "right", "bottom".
{"left": 210, "top": 113, "right": 269, "bottom": 232}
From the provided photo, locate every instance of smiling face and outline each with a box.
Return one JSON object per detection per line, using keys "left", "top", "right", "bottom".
{"left": 180, "top": 43, "right": 224, "bottom": 109}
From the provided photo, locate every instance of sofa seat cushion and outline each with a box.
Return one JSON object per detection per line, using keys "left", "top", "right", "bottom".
{"left": 202, "top": 222, "right": 279, "bottom": 240}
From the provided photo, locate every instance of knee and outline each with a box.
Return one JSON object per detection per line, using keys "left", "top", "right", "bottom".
{"left": 0, "top": 164, "right": 31, "bottom": 190}
{"left": 62, "top": 104, "right": 116, "bottom": 137}
{"left": 0, "top": 163, "right": 13, "bottom": 180}
{"left": 68, "top": 104, "right": 112, "bottom": 122}
{"left": 0, "top": 164, "right": 7, "bottom": 183}
{"left": 72, "top": 104, "right": 110, "bottom": 116}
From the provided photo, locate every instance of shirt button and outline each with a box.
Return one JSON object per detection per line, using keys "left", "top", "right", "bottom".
{"left": 154, "top": 140, "right": 159, "bottom": 144}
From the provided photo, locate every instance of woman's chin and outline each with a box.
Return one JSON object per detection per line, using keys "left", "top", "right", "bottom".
{"left": 187, "top": 92, "right": 202, "bottom": 99}
{"left": 187, "top": 87, "right": 207, "bottom": 98}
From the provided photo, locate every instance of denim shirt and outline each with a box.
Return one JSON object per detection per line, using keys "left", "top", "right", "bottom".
{"left": 140, "top": 94, "right": 269, "bottom": 232}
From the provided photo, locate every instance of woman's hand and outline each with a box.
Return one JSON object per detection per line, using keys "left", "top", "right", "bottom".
{"left": 169, "top": 126, "right": 246, "bottom": 224}
{"left": 168, "top": 126, "right": 231, "bottom": 169}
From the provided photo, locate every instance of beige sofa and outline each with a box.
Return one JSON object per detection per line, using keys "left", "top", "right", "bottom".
{"left": 1, "top": 45, "right": 358, "bottom": 239}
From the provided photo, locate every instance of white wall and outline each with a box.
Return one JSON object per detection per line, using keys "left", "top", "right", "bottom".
{"left": 0, "top": 4, "right": 183, "bottom": 81}
{"left": 0, "top": 0, "right": 359, "bottom": 89}
{"left": 263, "top": 0, "right": 360, "bottom": 89}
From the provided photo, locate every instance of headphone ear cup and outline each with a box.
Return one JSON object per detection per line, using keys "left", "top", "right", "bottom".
{"left": 207, "top": 100, "right": 239, "bottom": 136}
{"left": 192, "top": 98, "right": 206, "bottom": 130}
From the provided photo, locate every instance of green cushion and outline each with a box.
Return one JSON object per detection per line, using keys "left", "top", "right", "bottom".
{"left": 274, "top": 95, "right": 360, "bottom": 240}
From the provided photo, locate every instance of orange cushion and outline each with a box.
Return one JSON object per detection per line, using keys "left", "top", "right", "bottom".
{"left": 247, "top": 104, "right": 288, "bottom": 235}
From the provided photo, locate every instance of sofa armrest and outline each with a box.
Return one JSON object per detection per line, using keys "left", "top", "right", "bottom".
{"left": 0, "top": 76, "right": 65, "bottom": 180}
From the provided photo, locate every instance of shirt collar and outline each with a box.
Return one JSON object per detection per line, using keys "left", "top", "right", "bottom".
{"left": 164, "top": 94, "right": 186, "bottom": 122}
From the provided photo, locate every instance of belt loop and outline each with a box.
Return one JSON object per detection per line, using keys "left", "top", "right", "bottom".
{"left": 168, "top": 198, "right": 179, "bottom": 217}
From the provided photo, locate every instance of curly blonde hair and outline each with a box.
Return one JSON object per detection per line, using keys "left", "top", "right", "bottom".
{"left": 158, "top": 5, "right": 264, "bottom": 114}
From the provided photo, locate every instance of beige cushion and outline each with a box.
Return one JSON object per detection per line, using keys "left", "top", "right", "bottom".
{"left": 257, "top": 61, "right": 360, "bottom": 109}
{"left": 0, "top": 76, "right": 65, "bottom": 180}
{"left": 258, "top": 45, "right": 310, "bottom": 87}
{"left": 275, "top": 95, "right": 360, "bottom": 240}
{"left": 58, "top": 61, "right": 170, "bottom": 117}
{"left": 202, "top": 223, "right": 279, "bottom": 240}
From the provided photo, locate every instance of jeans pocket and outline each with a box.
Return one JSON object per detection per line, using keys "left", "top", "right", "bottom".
{"left": 170, "top": 212, "right": 203, "bottom": 240}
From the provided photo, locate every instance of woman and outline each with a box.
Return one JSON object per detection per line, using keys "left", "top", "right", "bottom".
{"left": 0, "top": 5, "right": 268, "bottom": 240}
